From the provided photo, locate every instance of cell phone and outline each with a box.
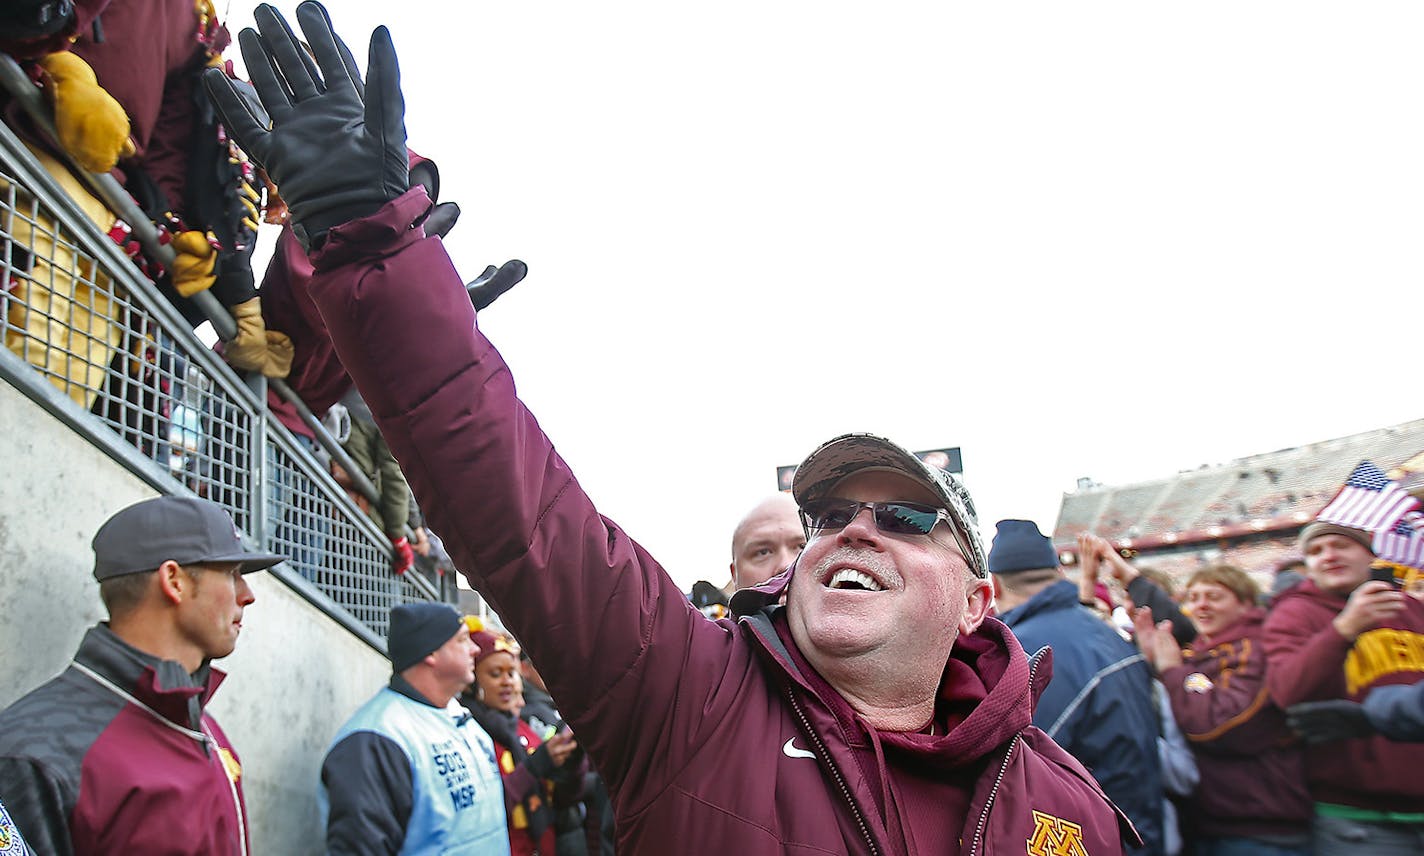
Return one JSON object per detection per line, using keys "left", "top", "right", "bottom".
{"left": 1369, "top": 566, "right": 1401, "bottom": 589}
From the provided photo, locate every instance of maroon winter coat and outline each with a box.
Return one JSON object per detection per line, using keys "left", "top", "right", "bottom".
{"left": 259, "top": 226, "right": 350, "bottom": 439}
{"left": 307, "top": 189, "right": 1137, "bottom": 854}
{"left": 1160, "top": 608, "right": 1309, "bottom": 840}
{"left": 1262, "top": 579, "right": 1424, "bottom": 812}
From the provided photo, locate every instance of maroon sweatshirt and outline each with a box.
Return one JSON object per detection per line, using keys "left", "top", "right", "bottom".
{"left": 1262, "top": 580, "right": 1424, "bottom": 812}
{"left": 1160, "top": 609, "right": 1310, "bottom": 839}
{"left": 0, "top": 625, "right": 249, "bottom": 855}
{"left": 304, "top": 189, "right": 1138, "bottom": 854}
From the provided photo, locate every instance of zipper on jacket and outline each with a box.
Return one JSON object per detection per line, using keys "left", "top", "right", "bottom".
{"left": 969, "top": 650, "right": 1041, "bottom": 856}
{"left": 74, "top": 661, "right": 248, "bottom": 854}
{"left": 785, "top": 687, "right": 880, "bottom": 856}
{"left": 203, "top": 723, "right": 248, "bottom": 855}
{"left": 967, "top": 734, "right": 1017, "bottom": 856}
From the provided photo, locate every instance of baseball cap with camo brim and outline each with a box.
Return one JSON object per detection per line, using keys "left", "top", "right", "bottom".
{"left": 791, "top": 433, "right": 988, "bottom": 578}
{"left": 92, "top": 495, "right": 286, "bottom": 580}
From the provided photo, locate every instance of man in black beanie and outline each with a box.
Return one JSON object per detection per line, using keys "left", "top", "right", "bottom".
{"left": 319, "top": 603, "right": 508, "bottom": 854}
{"left": 990, "top": 520, "right": 1165, "bottom": 855}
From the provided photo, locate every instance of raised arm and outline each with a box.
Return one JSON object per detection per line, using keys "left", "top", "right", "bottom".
{"left": 204, "top": 2, "right": 745, "bottom": 801}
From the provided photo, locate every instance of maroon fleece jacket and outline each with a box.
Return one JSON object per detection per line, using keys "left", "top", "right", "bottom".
{"left": 1160, "top": 609, "right": 1310, "bottom": 839}
{"left": 1263, "top": 580, "right": 1424, "bottom": 812}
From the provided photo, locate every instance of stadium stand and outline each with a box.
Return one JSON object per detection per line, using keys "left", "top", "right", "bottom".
{"left": 1054, "top": 418, "right": 1424, "bottom": 589}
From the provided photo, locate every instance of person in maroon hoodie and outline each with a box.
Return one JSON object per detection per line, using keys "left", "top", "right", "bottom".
{"left": 1262, "top": 521, "right": 1424, "bottom": 854}
{"left": 205, "top": 5, "right": 1140, "bottom": 852}
{"left": 1135, "top": 564, "right": 1311, "bottom": 855}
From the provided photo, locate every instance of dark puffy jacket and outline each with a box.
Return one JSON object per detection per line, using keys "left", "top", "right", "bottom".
{"left": 307, "top": 189, "right": 1137, "bottom": 854}
{"left": 1159, "top": 609, "right": 1309, "bottom": 841}
{"left": 999, "top": 580, "right": 1164, "bottom": 854}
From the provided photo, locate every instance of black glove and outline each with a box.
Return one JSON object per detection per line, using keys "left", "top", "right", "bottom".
{"left": 1286, "top": 699, "right": 1376, "bottom": 744}
{"left": 202, "top": 2, "right": 408, "bottom": 249}
{"left": 0, "top": 0, "right": 74, "bottom": 42}
{"left": 423, "top": 202, "right": 461, "bottom": 239}
{"left": 467, "top": 260, "right": 528, "bottom": 311}
{"left": 523, "top": 742, "right": 557, "bottom": 780}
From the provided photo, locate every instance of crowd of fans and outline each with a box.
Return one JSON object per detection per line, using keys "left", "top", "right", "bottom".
{"left": 1, "top": 2, "right": 1423, "bottom": 855}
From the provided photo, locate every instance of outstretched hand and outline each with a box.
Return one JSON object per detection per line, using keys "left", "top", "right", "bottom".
{"left": 1286, "top": 699, "right": 1375, "bottom": 744}
{"left": 202, "top": 2, "right": 409, "bottom": 248}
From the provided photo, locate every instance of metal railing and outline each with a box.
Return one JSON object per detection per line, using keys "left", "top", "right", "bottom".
{"left": 0, "top": 59, "right": 462, "bottom": 648}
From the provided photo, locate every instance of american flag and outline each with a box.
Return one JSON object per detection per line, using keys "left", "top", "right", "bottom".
{"left": 1315, "top": 460, "right": 1421, "bottom": 534}
{"left": 1374, "top": 511, "right": 1424, "bottom": 569}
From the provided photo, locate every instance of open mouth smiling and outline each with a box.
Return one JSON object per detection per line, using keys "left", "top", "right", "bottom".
{"left": 825, "top": 569, "right": 887, "bottom": 592}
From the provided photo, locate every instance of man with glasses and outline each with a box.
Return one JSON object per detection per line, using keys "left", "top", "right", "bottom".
{"left": 0, "top": 495, "right": 281, "bottom": 856}
{"left": 204, "top": 4, "right": 1134, "bottom": 851}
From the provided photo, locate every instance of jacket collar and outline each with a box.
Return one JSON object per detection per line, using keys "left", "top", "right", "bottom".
{"left": 74, "top": 624, "right": 225, "bottom": 730}
{"left": 740, "top": 604, "right": 1035, "bottom": 770}
{"left": 996, "top": 578, "right": 1080, "bottom": 625}
{"left": 389, "top": 673, "right": 441, "bottom": 707}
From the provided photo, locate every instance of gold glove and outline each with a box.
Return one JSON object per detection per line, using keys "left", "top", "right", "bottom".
{"left": 226, "top": 297, "right": 293, "bottom": 378}
{"left": 37, "top": 52, "right": 135, "bottom": 174}
{"left": 170, "top": 231, "right": 218, "bottom": 297}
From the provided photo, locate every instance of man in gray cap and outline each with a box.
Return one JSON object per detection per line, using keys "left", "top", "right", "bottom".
{"left": 319, "top": 603, "right": 507, "bottom": 855}
{"left": 0, "top": 494, "right": 283, "bottom": 856}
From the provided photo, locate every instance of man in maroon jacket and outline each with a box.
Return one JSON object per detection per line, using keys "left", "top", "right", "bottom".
{"left": 206, "top": 5, "right": 1138, "bottom": 852}
{"left": 1263, "top": 521, "right": 1424, "bottom": 854}
{"left": 0, "top": 495, "right": 282, "bottom": 855}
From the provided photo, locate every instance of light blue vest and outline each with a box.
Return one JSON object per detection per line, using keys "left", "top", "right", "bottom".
{"left": 321, "top": 689, "right": 509, "bottom": 856}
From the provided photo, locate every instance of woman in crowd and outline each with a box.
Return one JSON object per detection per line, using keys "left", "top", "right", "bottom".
{"left": 464, "top": 626, "right": 585, "bottom": 856}
{"left": 1134, "top": 565, "right": 1311, "bottom": 855}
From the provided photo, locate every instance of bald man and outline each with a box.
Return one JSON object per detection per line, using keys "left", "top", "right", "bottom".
{"left": 729, "top": 494, "right": 805, "bottom": 590}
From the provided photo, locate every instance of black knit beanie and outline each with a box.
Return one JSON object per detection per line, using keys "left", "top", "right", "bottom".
{"left": 388, "top": 602, "right": 464, "bottom": 673}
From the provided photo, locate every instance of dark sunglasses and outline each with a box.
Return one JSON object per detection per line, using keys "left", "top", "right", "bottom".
{"left": 799, "top": 499, "right": 952, "bottom": 537}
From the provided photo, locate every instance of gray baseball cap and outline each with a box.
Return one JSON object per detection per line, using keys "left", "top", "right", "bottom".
{"left": 92, "top": 496, "right": 286, "bottom": 581}
{"left": 791, "top": 433, "right": 988, "bottom": 578}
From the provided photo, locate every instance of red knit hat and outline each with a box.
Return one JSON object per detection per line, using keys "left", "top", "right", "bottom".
{"left": 464, "top": 616, "right": 519, "bottom": 666}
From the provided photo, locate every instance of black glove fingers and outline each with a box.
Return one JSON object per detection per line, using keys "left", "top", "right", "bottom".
{"left": 423, "top": 202, "right": 460, "bottom": 239}
{"left": 469, "top": 260, "right": 528, "bottom": 311}
{"left": 297, "top": 1, "right": 364, "bottom": 99}
{"left": 364, "top": 25, "right": 406, "bottom": 144}
{"left": 238, "top": 27, "right": 294, "bottom": 115}
{"left": 201, "top": 69, "right": 272, "bottom": 167}
{"left": 256, "top": 4, "right": 325, "bottom": 100}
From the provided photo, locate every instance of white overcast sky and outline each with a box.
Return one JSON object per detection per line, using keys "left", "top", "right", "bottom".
{"left": 225, "top": 2, "right": 1422, "bottom": 591}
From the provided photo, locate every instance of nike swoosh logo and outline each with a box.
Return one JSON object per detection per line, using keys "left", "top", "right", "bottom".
{"left": 782, "top": 738, "right": 816, "bottom": 759}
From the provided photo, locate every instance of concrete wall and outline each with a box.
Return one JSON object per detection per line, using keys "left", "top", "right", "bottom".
{"left": 0, "top": 381, "right": 392, "bottom": 854}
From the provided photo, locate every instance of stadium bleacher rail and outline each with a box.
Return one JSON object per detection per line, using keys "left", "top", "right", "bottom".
{"left": 0, "top": 53, "right": 456, "bottom": 648}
